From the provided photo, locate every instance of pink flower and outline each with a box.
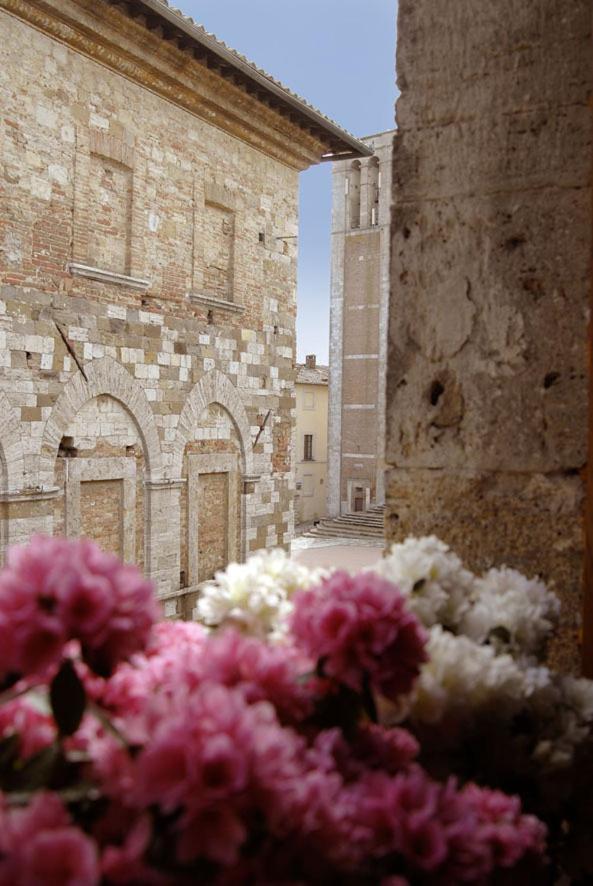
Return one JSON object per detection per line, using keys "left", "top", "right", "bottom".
{"left": 291, "top": 571, "right": 427, "bottom": 700}
{"left": 136, "top": 732, "right": 194, "bottom": 812}
{"left": 0, "top": 536, "right": 158, "bottom": 681}
{"left": 101, "top": 815, "right": 169, "bottom": 885}
{"left": 0, "top": 793, "right": 99, "bottom": 886}
{"left": 21, "top": 828, "right": 99, "bottom": 886}
{"left": 176, "top": 805, "right": 247, "bottom": 866}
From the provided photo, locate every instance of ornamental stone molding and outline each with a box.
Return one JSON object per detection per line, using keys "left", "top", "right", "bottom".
{"left": 39, "top": 356, "right": 164, "bottom": 486}
{"left": 0, "top": 390, "right": 26, "bottom": 493}
{"left": 172, "top": 369, "right": 254, "bottom": 478}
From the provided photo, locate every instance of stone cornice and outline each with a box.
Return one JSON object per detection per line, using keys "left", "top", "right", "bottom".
{"left": 68, "top": 263, "right": 151, "bottom": 290}
{"left": 0, "top": 0, "right": 329, "bottom": 170}
{"left": 0, "top": 486, "right": 61, "bottom": 502}
{"left": 187, "top": 292, "right": 244, "bottom": 314}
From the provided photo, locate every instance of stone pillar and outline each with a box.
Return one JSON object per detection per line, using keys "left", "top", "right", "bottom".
{"left": 241, "top": 474, "right": 259, "bottom": 561}
{"left": 386, "top": 0, "right": 592, "bottom": 670}
{"left": 144, "top": 479, "right": 184, "bottom": 601}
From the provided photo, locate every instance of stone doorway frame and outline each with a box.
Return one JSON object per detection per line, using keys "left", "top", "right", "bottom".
{"left": 186, "top": 452, "right": 239, "bottom": 587}
{"left": 64, "top": 457, "right": 137, "bottom": 563}
{"left": 347, "top": 478, "right": 371, "bottom": 514}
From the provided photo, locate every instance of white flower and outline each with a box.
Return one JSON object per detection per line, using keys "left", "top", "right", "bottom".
{"left": 409, "top": 626, "right": 541, "bottom": 724}
{"left": 194, "top": 548, "right": 326, "bottom": 639}
{"left": 459, "top": 567, "right": 560, "bottom": 659}
{"left": 562, "top": 675, "right": 593, "bottom": 723}
{"left": 375, "top": 536, "right": 475, "bottom": 628}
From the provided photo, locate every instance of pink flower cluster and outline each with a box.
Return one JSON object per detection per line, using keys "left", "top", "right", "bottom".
{"left": 0, "top": 551, "right": 547, "bottom": 884}
{"left": 95, "top": 624, "right": 314, "bottom": 739}
{"left": 79, "top": 623, "right": 544, "bottom": 883}
{"left": 0, "top": 793, "right": 99, "bottom": 885}
{"left": 291, "top": 570, "right": 428, "bottom": 699}
{"left": 0, "top": 536, "right": 158, "bottom": 681}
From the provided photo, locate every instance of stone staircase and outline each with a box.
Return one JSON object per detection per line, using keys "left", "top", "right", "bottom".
{"left": 303, "top": 505, "right": 385, "bottom": 540}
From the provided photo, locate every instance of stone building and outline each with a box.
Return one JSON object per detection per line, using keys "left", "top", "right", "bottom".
{"left": 328, "top": 130, "right": 394, "bottom": 516}
{"left": 294, "top": 355, "right": 328, "bottom": 526}
{"left": 0, "top": 0, "right": 369, "bottom": 616}
{"left": 387, "top": 0, "right": 591, "bottom": 670}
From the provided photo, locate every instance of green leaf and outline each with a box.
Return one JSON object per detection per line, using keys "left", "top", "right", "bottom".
{"left": 0, "top": 734, "right": 21, "bottom": 771}
{"left": 50, "top": 658, "right": 86, "bottom": 737}
{"left": 13, "top": 743, "right": 63, "bottom": 792}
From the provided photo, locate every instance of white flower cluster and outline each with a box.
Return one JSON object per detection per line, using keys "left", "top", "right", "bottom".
{"left": 530, "top": 675, "right": 593, "bottom": 767}
{"left": 376, "top": 536, "right": 560, "bottom": 660}
{"left": 194, "top": 548, "right": 326, "bottom": 640}
{"left": 375, "top": 536, "right": 590, "bottom": 767}
{"left": 460, "top": 567, "right": 560, "bottom": 659}
{"left": 410, "top": 626, "right": 543, "bottom": 725}
{"left": 375, "top": 536, "right": 474, "bottom": 629}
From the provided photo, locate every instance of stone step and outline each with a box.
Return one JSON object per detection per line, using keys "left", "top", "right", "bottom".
{"left": 302, "top": 507, "right": 385, "bottom": 541}
{"left": 333, "top": 516, "right": 384, "bottom": 526}
{"left": 305, "top": 524, "right": 384, "bottom": 539}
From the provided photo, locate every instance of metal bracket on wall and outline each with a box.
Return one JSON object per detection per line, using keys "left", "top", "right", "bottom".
{"left": 253, "top": 410, "right": 271, "bottom": 448}
{"left": 54, "top": 320, "right": 88, "bottom": 381}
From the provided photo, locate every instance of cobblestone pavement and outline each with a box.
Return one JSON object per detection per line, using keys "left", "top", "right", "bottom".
{"left": 291, "top": 534, "right": 384, "bottom": 571}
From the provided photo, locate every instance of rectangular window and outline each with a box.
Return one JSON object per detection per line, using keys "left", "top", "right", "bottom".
{"left": 88, "top": 155, "right": 133, "bottom": 274}
{"left": 203, "top": 202, "right": 235, "bottom": 301}
{"left": 303, "top": 434, "right": 313, "bottom": 461}
{"left": 303, "top": 474, "right": 314, "bottom": 497}
{"left": 304, "top": 391, "right": 315, "bottom": 410}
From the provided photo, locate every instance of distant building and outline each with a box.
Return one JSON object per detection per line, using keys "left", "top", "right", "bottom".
{"left": 294, "top": 355, "right": 328, "bottom": 526}
{"left": 328, "top": 130, "right": 394, "bottom": 515}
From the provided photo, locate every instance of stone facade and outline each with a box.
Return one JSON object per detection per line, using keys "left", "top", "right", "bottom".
{"left": 0, "top": 0, "right": 368, "bottom": 615}
{"left": 328, "top": 131, "right": 394, "bottom": 516}
{"left": 387, "top": 0, "right": 592, "bottom": 670}
{"left": 294, "top": 356, "right": 328, "bottom": 525}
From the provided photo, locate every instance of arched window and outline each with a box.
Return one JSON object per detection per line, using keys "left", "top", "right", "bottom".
{"left": 369, "top": 156, "right": 380, "bottom": 226}
{"left": 348, "top": 160, "right": 361, "bottom": 229}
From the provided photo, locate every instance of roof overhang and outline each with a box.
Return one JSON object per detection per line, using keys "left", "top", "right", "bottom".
{"left": 135, "top": 0, "right": 373, "bottom": 160}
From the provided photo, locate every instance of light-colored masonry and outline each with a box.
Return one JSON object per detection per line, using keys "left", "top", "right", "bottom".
{"left": 328, "top": 131, "right": 394, "bottom": 516}
{"left": 386, "top": 0, "right": 591, "bottom": 671}
{"left": 0, "top": 0, "right": 367, "bottom": 616}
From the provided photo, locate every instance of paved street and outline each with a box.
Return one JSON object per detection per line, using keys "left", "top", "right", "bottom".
{"left": 291, "top": 535, "right": 384, "bottom": 572}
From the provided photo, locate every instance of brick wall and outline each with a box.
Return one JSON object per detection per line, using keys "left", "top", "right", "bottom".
{"left": 80, "top": 479, "right": 123, "bottom": 557}
{"left": 0, "top": 3, "right": 312, "bottom": 611}
{"left": 198, "top": 473, "right": 229, "bottom": 582}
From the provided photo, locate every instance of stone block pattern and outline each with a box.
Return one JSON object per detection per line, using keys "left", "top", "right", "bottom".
{"left": 387, "top": 0, "right": 592, "bottom": 670}
{"left": 0, "top": 8, "right": 302, "bottom": 613}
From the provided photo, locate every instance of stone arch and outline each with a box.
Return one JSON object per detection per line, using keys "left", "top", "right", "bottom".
{"left": 172, "top": 369, "right": 254, "bottom": 478}
{"left": 0, "top": 391, "right": 25, "bottom": 492}
{"left": 39, "top": 356, "right": 163, "bottom": 485}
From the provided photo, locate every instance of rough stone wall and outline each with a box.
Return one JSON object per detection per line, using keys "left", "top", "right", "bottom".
{"left": 328, "top": 131, "right": 394, "bottom": 516}
{"left": 0, "top": 5, "right": 306, "bottom": 613}
{"left": 387, "top": 0, "right": 592, "bottom": 669}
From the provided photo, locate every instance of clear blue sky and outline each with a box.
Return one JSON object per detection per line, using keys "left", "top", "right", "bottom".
{"left": 180, "top": 1, "right": 398, "bottom": 363}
